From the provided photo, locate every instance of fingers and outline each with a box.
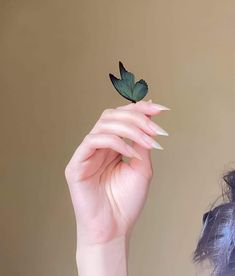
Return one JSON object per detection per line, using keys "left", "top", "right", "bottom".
{"left": 95, "top": 108, "right": 168, "bottom": 137}
{"left": 114, "top": 100, "right": 169, "bottom": 172}
{"left": 71, "top": 133, "right": 142, "bottom": 163}
{"left": 89, "top": 101, "right": 169, "bottom": 152}
{"left": 90, "top": 119, "right": 163, "bottom": 150}
{"left": 67, "top": 100, "right": 170, "bottom": 168}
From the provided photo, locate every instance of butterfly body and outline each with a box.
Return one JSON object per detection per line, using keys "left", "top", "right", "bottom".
{"left": 109, "top": 62, "right": 148, "bottom": 103}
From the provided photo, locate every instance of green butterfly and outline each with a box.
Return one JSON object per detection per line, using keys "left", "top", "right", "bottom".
{"left": 109, "top": 61, "right": 148, "bottom": 103}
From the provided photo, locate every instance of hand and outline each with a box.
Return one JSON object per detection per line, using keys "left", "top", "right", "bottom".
{"left": 65, "top": 100, "right": 169, "bottom": 246}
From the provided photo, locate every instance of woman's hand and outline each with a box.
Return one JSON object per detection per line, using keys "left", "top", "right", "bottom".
{"left": 65, "top": 100, "right": 169, "bottom": 246}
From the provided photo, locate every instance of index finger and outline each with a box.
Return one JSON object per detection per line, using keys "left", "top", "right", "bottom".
{"left": 116, "top": 100, "right": 170, "bottom": 115}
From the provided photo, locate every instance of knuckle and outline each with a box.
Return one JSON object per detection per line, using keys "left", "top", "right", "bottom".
{"left": 92, "top": 119, "right": 107, "bottom": 132}
{"left": 101, "top": 108, "right": 114, "bottom": 118}
{"left": 83, "top": 133, "right": 94, "bottom": 144}
{"left": 98, "top": 118, "right": 107, "bottom": 126}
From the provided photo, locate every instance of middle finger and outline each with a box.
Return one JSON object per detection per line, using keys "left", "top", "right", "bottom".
{"left": 100, "top": 109, "right": 168, "bottom": 137}
{"left": 90, "top": 119, "right": 163, "bottom": 150}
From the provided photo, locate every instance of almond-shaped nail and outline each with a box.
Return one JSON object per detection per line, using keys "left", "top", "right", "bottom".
{"left": 142, "top": 135, "right": 163, "bottom": 150}
{"left": 126, "top": 144, "right": 143, "bottom": 160}
{"left": 148, "top": 121, "right": 169, "bottom": 136}
{"left": 151, "top": 103, "right": 170, "bottom": 111}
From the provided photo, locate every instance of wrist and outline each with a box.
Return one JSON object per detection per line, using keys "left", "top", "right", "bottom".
{"left": 76, "top": 235, "right": 130, "bottom": 276}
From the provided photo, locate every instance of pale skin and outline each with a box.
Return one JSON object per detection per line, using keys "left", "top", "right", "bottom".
{"left": 65, "top": 100, "right": 170, "bottom": 276}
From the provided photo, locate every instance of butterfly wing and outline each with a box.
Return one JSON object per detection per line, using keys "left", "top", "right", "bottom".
{"left": 109, "top": 74, "right": 134, "bottom": 102}
{"left": 132, "top": 79, "right": 148, "bottom": 101}
{"left": 119, "top": 61, "right": 135, "bottom": 91}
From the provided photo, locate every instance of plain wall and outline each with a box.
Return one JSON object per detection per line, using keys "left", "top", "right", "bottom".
{"left": 1, "top": 1, "right": 235, "bottom": 275}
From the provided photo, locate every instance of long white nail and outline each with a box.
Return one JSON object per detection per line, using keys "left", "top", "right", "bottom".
{"left": 148, "top": 121, "right": 169, "bottom": 136}
{"left": 151, "top": 103, "right": 171, "bottom": 111}
{"left": 142, "top": 135, "right": 163, "bottom": 150}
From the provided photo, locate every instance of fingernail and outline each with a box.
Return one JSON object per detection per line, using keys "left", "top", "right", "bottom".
{"left": 126, "top": 145, "right": 143, "bottom": 160}
{"left": 147, "top": 99, "right": 152, "bottom": 103}
{"left": 151, "top": 103, "right": 171, "bottom": 111}
{"left": 148, "top": 121, "right": 169, "bottom": 136}
{"left": 142, "top": 135, "right": 163, "bottom": 150}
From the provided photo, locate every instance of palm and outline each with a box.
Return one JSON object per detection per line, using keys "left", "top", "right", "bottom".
{"left": 71, "top": 147, "right": 151, "bottom": 243}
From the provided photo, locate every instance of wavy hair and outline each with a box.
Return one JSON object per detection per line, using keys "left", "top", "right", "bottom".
{"left": 194, "top": 170, "right": 235, "bottom": 275}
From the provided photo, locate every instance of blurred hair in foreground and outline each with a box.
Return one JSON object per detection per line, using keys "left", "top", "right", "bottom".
{"left": 194, "top": 170, "right": 235, "bottom": 276}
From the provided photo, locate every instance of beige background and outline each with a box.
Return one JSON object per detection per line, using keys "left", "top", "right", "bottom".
{"left": 1, "top": 1, "right": 235, "bottom": 275}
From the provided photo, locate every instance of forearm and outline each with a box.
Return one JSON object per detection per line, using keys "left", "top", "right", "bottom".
{"left": 76, "top": 235, "right": 130, "bottom": 276}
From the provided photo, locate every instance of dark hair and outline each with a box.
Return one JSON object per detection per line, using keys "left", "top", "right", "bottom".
{"left": 194, "top": 170, "right": 235, "bottom": 275}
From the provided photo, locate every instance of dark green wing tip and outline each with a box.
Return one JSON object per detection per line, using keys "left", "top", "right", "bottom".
{"left": 109, "top": 73, "right": 118, "bottom": 82}
{"left": 109, "top": 73, "right": 113, "bottom": 79}
{"left": 119, "top": 61, "right": 124, "bottom": 68}
{"left": 119, "top": 61, "right": 127, "bottom": 73}
{"left": 109, "top": 73, "right": 121, "bottom": 90}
